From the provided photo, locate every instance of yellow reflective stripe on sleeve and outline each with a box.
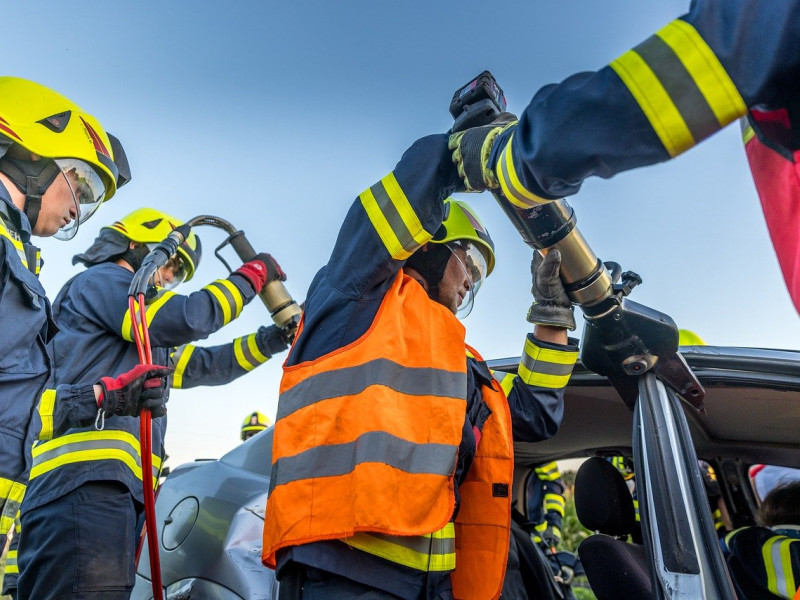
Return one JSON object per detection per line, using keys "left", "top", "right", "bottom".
{"left": 37, "top": 389, "right": 57, "bottom": 441}
{"left": 491, "top": 370, "right": 516, "bottom": 397}
{"left": 121, "top": 288, "right": 177, "bottom": 341}
{"left": 170, "top": 344, "right": 196, "bottom": 389}
{"left": 658, "top": 20, "right": 746, "bottom": 127}
{"left": 234, "top": 333, "right": 270, "bottom": 372}
{"left": 359, "top": 172, "right": 433, "bottom": 260}
{"left": 518, "top": 338, "right": 578, "bottom": 389}
{"left": 544, "top": 493, "right": 566, "bottom": 517}
{"left": 343, "top": 522, "right": 456, "bottom": 572}
{"left": 204, "top": 279, "right": 244, "bottom": 325}
{"left": 5, "top": 549, "right": 17, "bottom": 574}
{"left": 0, "top": 479, "right": 26, "bottom": 535}
{"left": 633, "top": 498, "right": 640, "bottom": 522}
{"left": 610, "top": 20, "right": 745, "bottom": 157}
{"left": 497, "top": 134, "right": 553, "bottom": 209}
{"left": 762, "top": 535, "right": 797, "bottom": 598}
{"left": 0, "top": 222, "right": 29, "bottom": 269}
{"left": 31, "top": 430, "right": 162, "bottom": 489}
{"left": 535, "top": 461, "right": 561, "bottom": 481}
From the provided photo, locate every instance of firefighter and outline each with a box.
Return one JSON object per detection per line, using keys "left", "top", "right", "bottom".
{"left": 448, "top": 0, "right": 800, "bottom": 316}
{"left": 262, "top": 134, "right": 579, "bottom": 600}
{"left": 15, "top": 208, "right": 290, "bottom": 600}
{"left": 241, "top": 411, "right": 271, "bottom": 441}
{"left": 527, "top": 461, "right": 566, "bottom": 550}
{"left": 0, "top": 76, "right": 169, "bottom": 594}
{"left": 725, "top": 481, "right": 800, "bottom": 599}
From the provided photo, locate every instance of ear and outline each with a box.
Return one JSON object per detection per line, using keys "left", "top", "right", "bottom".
{"left": 129, "top": 241, "right": 140, "bottom": 251}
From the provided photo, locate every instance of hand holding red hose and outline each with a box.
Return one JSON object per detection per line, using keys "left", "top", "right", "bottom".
{"left": 97, "top": 364, "right": 173, "bottom": 418}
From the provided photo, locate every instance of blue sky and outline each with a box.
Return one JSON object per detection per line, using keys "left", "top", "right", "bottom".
{"left": 7, "top": 1, "right": 798, "bottom": 467}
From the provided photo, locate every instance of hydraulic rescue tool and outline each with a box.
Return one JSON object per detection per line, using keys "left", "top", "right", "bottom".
{"left": 128, "top": 216, "right": 302, "bottom": 600}
{"left": 449, "top": 71, "right": 705, "bottom": 412}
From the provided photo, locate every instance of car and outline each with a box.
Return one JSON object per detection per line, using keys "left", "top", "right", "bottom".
{"left": 132, "top": 344, "right": 800, "bottom": 599}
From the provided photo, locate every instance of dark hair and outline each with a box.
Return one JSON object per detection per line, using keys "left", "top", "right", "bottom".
{"left": 756, "top": 481, "right": 800, "bottom": 527}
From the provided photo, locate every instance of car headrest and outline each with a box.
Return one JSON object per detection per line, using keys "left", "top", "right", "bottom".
{"left": 575, "top": 457, "right": 637, "bottom": 537}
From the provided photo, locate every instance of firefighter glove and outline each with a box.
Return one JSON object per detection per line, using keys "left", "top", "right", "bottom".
{"left": 256, "top": 324, "right": 290, "bottom": 357}
{"left": 527, "top": 249, "right": 575, "bottom": 330}
{"left": 448, "top": 112, "right": 517, "bottom": 191}
{"left": 97, "top": 364, "right": 173, "bottom": 419}
{"left": 541, "top": 524, "right": 562, "bottom": 549}
{"left": 234, "top": 253, "right": 286, "bottom": 293}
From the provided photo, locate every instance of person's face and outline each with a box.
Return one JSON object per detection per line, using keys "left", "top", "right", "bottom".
{"left": 152, "top": 255, "right": 186, "bottom": 290}
{"left": 32, "top": 172, "right": 78, "bottom": 237}
{"left": 436, "top": 245, "right": 473, "bottom": 315}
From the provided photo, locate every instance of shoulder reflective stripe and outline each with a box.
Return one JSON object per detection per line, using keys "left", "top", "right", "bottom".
{"left": 270, "top": 430, "right": 457, "bottom": 491}
{"left": 544, "top": 493, "right": 566, "bottom": 517}
{"left": 359, "top": 172, "right": 433, "bottom": 261}
{"left": 31, "top": 431, "right": 161, "bottom": 487}
{"left": 170, "top": 344, "right": 195, "bottom": 389}
{"left": 343, "top": 523, "right": 456, "bottom": 572}
{"left": 491, "top": 371, "right": 516, "bottom": 397}
{"left": 121, "top": 288, "right": 177, "bottom": 341}
{"left": 535, "top": 462, "right": 561, "bottom": 481}
{"left": 0, "top": 221, "right": 29, "bottom": 269}
{"left": 742, "top": 120, "right": 756, "bottom": 145}
{"left": 497, "top": 135, "right": 553, "bottom": 209}
{"left": 518, "top": 338, "right": 577, "bottom": 389}
{"left": 204, "top": 279, "right": 243, "bottom": 325}
{"left": 0, "top": 479, "right": 26, "bottom": 535}
{"left": 277, "top": 358, "right": 466, "bottom": 420}
{"left": 763, "top": 535, "right": 797, "bottom": 598}
{"left": 38, "top": 389, "right": 57, "bottom": 441}
{"left": 610, "top": 20, "right": 745, "bottom": 157}
{"left": 234, "top": 333, "right": 269, "bottom": 372}
{"left": 5, "top": 549, "right": 17, "bottom": 574}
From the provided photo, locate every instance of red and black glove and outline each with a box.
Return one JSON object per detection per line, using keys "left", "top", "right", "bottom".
{"left": 97, "top": 364, "right": 173, "bottom": 419}
{"left": 234, "top": 252, "right": 286, "bottom": 293}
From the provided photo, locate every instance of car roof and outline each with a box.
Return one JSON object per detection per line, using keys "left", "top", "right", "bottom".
{"left": 489, "top": 346, "right": 800, "bottom": 469}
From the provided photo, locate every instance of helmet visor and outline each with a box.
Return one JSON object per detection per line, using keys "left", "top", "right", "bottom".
{"left": 448, "top": 240, "right": 488, "bottom": 318}
{"left": 151, "top": 253, "right": 189, "bottom": 290}
{"left": 52, "top": 158, "right": 107, "bottom": 240}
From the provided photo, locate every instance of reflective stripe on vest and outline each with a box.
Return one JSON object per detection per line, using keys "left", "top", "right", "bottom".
{"left": 342, "top": 523, "right": 456, "bottom": 572}
{"left": 31, "top": 430, "right": 162, "bottom": 489}
{"left": 610, "top": 19, "right": 745, "bottom": 157}
{"left": 263, "top": 271, "right": 468, "bottom": 570}
{"left": 0, "top": 478, "right": 26, "bottom": 535}
{"left": 743, "top": 111, "right": 800, "bottom": 316}
{"left": 762, "top": 535, "right": 797, "bottom": 598}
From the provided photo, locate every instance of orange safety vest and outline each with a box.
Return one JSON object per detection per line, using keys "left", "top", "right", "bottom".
{"left": 744, "top": 109, "right": 800, "bottom": 316}
{"left": 263, "top": 271, "right": 514, "bottom": 600}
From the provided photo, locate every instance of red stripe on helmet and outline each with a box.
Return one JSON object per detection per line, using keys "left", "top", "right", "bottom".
{"left": 80, "top": 116, "right": 110, "bottom": 158}
{"left": 0, "top": 119, "right": 22, "bottom": 141}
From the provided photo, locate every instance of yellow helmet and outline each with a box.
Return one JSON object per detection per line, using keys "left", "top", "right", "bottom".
{"left": 678, "top": 329, "right": 706, "bottom": 346}
{"left": 106, "top": 208, "right": 201, "bottom": 282}
{"left": 0, "top": 77, "right": 130, "bottom": 238}
{"left": 241, "top": 411, "right": 271, "bottom": 441}
{"left": 432, "top": 199, "right": 495, "bottom": 275}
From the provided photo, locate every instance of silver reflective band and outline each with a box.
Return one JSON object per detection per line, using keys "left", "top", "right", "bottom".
{"left": 270, "top": 430, "right": 458, "bottom": 492}
{"left": 277, "top": 358, "right": 466, "bottom": 420}
{"left": 520, "top": 351, "right": 574, "bottom": 378}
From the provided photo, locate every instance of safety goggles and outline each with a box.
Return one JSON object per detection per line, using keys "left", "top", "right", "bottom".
{"left": 447, "top": 240, "right": 488, "bottom": 318}
{"left": 53, "top": 158, "right": 107, "bottom": 240}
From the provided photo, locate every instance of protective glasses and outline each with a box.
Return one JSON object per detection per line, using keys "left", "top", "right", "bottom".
{"left": 447, "top": 240, "right": 488, "bottom": 318}
{"left": 53, "top": 158, "right": 107, "bottom": 240}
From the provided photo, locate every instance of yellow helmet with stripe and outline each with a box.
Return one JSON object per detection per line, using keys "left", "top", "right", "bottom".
{"left": 106, "top": 208, "right": 201, "bottom": 282}
{"left": 241, "top": 411, "right": 271, "bottom": 441}
{"left": 678, "top": 329, "right": 706, "bottom": 346}
{"left": 432, "top": 199, "right": 495, "bottom": 276}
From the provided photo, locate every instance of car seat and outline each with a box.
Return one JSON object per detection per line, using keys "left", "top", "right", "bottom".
{"left": 574, "top": 457, "right": 653, "bottom": 600}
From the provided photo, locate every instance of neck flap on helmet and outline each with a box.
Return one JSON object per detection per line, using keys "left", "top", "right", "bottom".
{"left": 0, "top": 155, "right": 61, "bottom": 230}
{"left": 404, "top": 242, "right": 452, "bottom": 302}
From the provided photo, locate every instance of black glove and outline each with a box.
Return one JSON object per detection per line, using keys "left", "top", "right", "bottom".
{"left": 234, "top": 252, "right": 286, "bottom": 293}
{"left": 448, "top": 112, "right": 518, "bottom": 191}
{"left": 527, "top": 249, "right": 576, "bottom": 330}
{"left": 97, "top": 364, "right": 173, "bottom": 419}
{"left": 541, "top": 524, "right": 562, "bottom": 549}
{"left": 256, "top": 324, "right": 290, "bottom": 357}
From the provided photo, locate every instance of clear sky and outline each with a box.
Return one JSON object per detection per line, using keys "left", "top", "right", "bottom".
{"left": 6, "top": 1, "right": 799, "bottom": 469}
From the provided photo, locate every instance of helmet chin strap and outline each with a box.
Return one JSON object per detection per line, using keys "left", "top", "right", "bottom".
{"left": 0, "top": 156, "right": 60, "bottom": 230}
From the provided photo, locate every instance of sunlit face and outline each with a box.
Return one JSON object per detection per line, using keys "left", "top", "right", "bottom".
{"left": 436, "top": 245, "right": 473, "bottom": 315}
{"left": 151, "top": 255, "right": 188, "bottom": 290}
{"left": 32, "top": 173, "right": 78, "bottom": 237}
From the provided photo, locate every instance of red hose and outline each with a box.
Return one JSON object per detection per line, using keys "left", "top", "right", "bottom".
{"left": 128, "top": 294, "right": 164, "bottom": 600}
